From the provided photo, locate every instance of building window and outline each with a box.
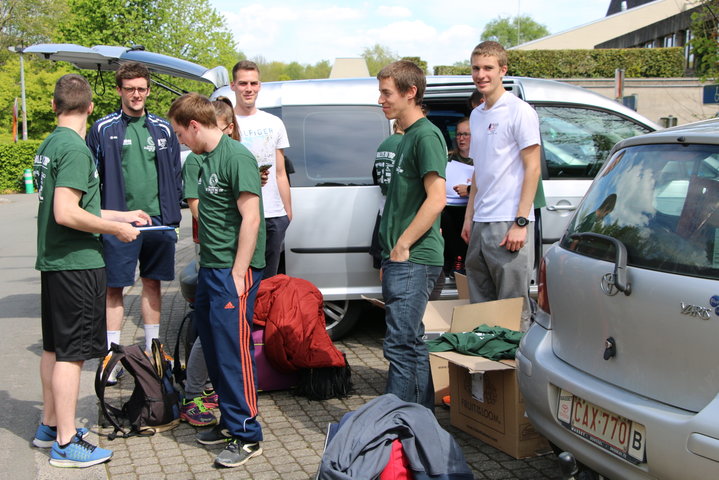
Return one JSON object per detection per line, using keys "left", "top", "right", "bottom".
{"left": 685, "top": 29, "right": 694, "bottom": 69}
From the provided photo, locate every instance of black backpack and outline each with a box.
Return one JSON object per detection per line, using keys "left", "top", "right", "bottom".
{"left": 96, "top": 339, "right": 180, "bottom": 439}
{"left": 171, "top": 310, "right": 198, "bottom": 388}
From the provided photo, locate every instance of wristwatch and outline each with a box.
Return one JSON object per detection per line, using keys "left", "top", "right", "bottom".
{"left": 515, "top": 216, "right": 529, "bottom": 227}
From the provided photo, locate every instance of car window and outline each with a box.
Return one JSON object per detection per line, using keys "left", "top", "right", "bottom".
{"left": 562, "top": 143, "right": 719, "bottom": 280}
{"left": 280, "top": 105, "right": 389, "bottom": 187}
{"left": 535, "top": 106, "right": 652, "bottom": 180}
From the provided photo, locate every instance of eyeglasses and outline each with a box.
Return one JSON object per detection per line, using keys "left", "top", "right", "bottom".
{"left": 121, "top": 86, "right": 149, "bottom": 94}
{"left": 456, "top": 132, "right": 471, "bottom": 137}
{"left": 221, "top": 123, "right": 233, "bottom": 133}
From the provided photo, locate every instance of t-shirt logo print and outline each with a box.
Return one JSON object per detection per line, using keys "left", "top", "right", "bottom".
{"left": 487, "top": 123, "right": 499, "bottom": 135}
{"left": 143, "top": 136, "right": 156, "bottom": 153}
{"left": 205, "top": 173, "right": 223, "bottom": 194}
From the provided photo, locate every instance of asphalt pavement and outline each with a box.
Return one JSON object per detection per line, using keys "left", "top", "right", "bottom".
{"left": 1, "top": 192, "right": 563, "bottom": 479}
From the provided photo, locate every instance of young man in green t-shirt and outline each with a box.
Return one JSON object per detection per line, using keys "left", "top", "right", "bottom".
{"left": 33, "top": 74, "right": 150, "bottom": 468}
{"left": 168, "top": 93, "right": 266, "bottom": 469}
{"left": 377, "top": 61, "right": 447, "bottom": 410}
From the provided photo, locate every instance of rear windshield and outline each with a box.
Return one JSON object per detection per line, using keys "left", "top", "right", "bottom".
{"left": 562, "top": 143, "right": 719, "bottom": 280}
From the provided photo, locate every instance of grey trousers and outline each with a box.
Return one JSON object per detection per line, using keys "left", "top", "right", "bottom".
{"left": 185, "top": 338, "right": 212, "bottom": 399}
{"left": 465, "top": 221, "right": 534, "bottom": 332}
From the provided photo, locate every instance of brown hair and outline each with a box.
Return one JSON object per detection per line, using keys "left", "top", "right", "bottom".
{"left": 377, "top": 60, "right": 426, "bottom": 105}
{"left": 232, "top": 60, "right": 260, "bottom": 81}
{"left": 115, "top": 61, "right": 151, "bottom": 88}
{"left": 54, "top": 74, "right": 92, "bottom": 116}
{"left": 213, "top": 96, "right": 239, "bottom": 141}
{"left": 471, "top": 41, "right": 508, "bottom": 67}
{"left": 167, "top": 92, "right": 216, "bottom": 128}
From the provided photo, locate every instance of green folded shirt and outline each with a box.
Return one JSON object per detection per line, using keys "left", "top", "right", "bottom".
{"left": 426, "top": 324, "right": 524, "bottom": 361}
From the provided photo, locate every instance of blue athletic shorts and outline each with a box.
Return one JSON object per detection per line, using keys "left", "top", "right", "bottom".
{"left": 103, "top": 216, "right": 177, "bottom": 287}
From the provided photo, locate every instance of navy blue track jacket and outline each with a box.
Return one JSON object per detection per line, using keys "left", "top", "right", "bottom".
{"left": 87, "top": 109, "right": 183, "bottom": 226}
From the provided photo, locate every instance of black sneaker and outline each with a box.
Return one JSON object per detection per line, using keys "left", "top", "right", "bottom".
{"left": 215, "top": 439, "right": 262, "bottom": 468}
{"left": 195, "top": 424, "right": 232, "bottom": 445}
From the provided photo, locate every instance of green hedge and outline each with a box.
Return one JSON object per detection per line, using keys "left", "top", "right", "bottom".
{"left": 434, "top": 48, "right": 686, "bottom": 78}
{"left": 0, "top": 141, "right": 42, "bottom": 193}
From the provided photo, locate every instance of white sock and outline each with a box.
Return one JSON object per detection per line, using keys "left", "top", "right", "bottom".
{"left": 106, "top": 330, "right": 122, "bottom": 351}
{"left": 144, "top": 324, "right": 160, "bottom": 352}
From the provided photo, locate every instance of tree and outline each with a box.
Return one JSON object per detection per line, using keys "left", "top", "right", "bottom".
{"left": 0, "top": 0, "right": 67, "bottom": 64}
{"left": 481, "top": 15, "right": 550, "bottom": 48}
{"left": 362, "top": 44, "right": 399, "bottom": 76}
{"left": 690, "top": 0, "right": 719, "bottom": 80}
{"left": 401, "top": 56, "right": 428, "bottom": 74}
{"left": 55, "top": 0, "right": 241, "bottom": 123}
{"left": 0, "top": 56, "right": 73, "bottom": 140}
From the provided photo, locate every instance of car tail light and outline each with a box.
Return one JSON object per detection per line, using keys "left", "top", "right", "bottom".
{"left": 192, "top": 217, "right": 199, "bottom": 244}
{"left": 537, "top": 257, "right": 550, "bottom": 314}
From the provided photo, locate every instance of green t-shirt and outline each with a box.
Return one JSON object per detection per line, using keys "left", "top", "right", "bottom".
{"left": 122, "top": 116, "right": 160, "bottom": 215}
{"left": 34, "top": 127, "right": 104, "bottom": 271}
{"left": 374, "top": 133, "right": 403, "bottom": 197}
{"left": 379, "top": 117, "right": 447, "bottom": 266}
{"left": 198, "top": 135, "right": 266, "bottom": 269}
{"left": 182, "top": 153, "right": 204, "bottom": 200}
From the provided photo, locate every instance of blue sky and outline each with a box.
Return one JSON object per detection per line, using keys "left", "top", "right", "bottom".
{"left": 209, "top": 0, "right": 610, "bottom": 68}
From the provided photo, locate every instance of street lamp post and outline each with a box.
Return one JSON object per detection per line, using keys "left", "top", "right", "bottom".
{"left": 8, "top": 46, "right": 28, "bottom": 141}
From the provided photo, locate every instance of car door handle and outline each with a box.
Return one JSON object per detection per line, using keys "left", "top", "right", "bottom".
{"left": 546, "top": 204, "right": 577, "bottom": 212}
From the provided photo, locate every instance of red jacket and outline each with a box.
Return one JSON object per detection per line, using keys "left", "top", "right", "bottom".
{"left": 253, "top": 275, "right": 346, "bottom": 373}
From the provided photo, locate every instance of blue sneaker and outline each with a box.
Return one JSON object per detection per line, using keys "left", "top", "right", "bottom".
{"left": 32, "top": 424, "right": 90, "bottom": 448}
{"left": 49, "top": 433, "right": 112, "bottom": 468}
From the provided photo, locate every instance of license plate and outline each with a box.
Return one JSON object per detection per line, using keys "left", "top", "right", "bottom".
{"left": 557, "top": 389, "right": 646, "bottom": 464}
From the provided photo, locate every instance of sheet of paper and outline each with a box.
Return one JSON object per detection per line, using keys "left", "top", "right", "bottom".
{"left": 446, "top": 161, "right": 474, "bottom": 199}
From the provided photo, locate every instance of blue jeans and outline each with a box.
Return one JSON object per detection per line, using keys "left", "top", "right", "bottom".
{"left": 381, "top": 259, "right": 441, "bottom": 410}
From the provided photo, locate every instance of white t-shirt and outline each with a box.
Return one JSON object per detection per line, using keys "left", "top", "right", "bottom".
{"left": 236, "top": 110, "right": 290, "bottom": 218}
{"left": 469, "top": 91, "right": 540, "bottom": 222}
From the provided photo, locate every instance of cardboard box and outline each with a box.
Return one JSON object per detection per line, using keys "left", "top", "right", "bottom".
{"left": 422, "top": 299, "right": 468, "bottom": 405}
{"left": 430, "top": 297, "right": 550, "bottom": 459}
{"left": 421, "top": 274, "right": 470, "bottom": 406}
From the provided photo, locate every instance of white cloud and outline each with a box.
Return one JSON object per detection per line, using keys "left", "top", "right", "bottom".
{"left": 211, "top": 0, "right": 609, "bottom": 69}
{"left": 377, "top": 6, "right": 412, "bottom": 18}
{"left": 305, "top": 6, "right": 364, "bottom": 21}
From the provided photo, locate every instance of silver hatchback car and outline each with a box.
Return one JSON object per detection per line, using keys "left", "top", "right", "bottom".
{"left": 517, "top": 118, "right": 719, "bottom": 479}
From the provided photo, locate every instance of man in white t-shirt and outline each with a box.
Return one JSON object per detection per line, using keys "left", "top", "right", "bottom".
{"left": 461, "top": 41, "right": 541, "bottom": 332}
{"left": 231, "top": 60, "right": 292, "bottom": 278}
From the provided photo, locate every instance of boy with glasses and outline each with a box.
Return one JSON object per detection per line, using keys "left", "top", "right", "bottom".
{"left": 87, "top": 62, "right": 182, "bottom": 373}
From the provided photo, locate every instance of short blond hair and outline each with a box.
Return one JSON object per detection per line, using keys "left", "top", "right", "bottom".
{"left": 471, "top": 41, "right": 508, "bottom": 67}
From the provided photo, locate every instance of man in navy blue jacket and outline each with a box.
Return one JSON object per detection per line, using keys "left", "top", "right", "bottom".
{"left": 87, "top": 62, "right": 182, "bottom": 372}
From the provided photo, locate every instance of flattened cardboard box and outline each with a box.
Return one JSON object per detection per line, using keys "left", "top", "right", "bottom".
{"left": 430, "top": 297, "right": 550, "bottom": 459}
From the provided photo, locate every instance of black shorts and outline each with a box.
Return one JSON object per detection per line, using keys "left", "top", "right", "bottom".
{"left": 41, "top": 269, "right": 108, "bottom": 362}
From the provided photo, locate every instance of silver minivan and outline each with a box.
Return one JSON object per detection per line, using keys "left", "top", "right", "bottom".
{"left": 209, "top": 76, "right": 658, "bottom": 337}
{"left": 518, "top": 118, "right": 719, "bottom": 479}
{"left": 26, "top": 44, "right": 659, "bottom": 338}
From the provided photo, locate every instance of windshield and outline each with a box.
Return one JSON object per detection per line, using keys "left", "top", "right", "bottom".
{"left": 562, "top": 143, "right": 719, "bottom": 280}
